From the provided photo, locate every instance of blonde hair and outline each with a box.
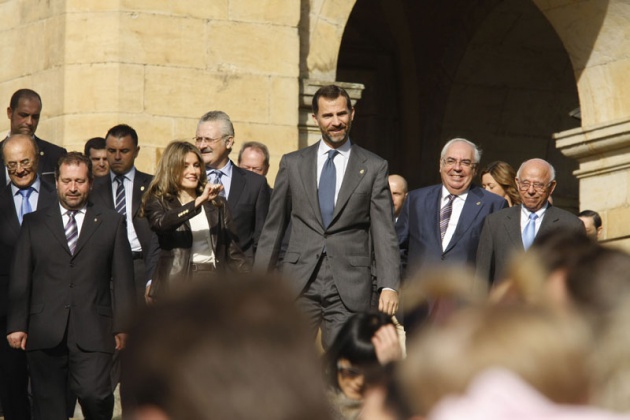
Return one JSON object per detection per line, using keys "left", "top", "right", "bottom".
{"left": 399, "top": 304, "right": 591, "bottom": 415}
{"left": 480, "top": 161, "right": 521, "bottom": 206}
{"left": 141, "top": 141, "right": 207, "bottom": 214}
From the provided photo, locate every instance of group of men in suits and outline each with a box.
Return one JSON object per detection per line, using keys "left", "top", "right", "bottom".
{"left": 0, "top": 84, "right": 589, "bottom": 417}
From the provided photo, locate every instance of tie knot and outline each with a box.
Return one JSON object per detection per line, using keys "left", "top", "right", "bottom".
{"left": 18, "top": 187, "right": 34, "bottom": 198}
{"left": 446, "top": 194, "right": 456, "bottom": 203}
{"left": 115, "top": 175, "right": 125, "bottom": 185}
{"left": 66, "top": 210, "right": 77, "bottom": 219}
{"left": 327, "top": 150, "right": 338, "bottom": 161}
{"left": 529, "top": 213, "right": 539, "bottom": 221}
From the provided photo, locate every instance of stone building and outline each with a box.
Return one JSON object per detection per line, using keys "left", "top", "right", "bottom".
{"left": 1, "top": 0, "right": 629, "bottom": 248}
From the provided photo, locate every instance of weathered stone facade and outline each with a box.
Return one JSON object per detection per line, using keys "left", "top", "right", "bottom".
{"left": 2, "top": 0, "right": 630, "bottom": 246}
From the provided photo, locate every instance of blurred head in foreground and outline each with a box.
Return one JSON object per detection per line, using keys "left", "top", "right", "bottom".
{"left": 124, "top": 275, "right": 333, "bottom": 420}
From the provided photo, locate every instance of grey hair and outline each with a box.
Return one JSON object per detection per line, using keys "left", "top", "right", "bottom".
{"left": 198, "top": 110, "right": 235, "bottom": 137}
{"left": 516, "top": 159, "right": 556, "bottom": 182}
{"left": 440, "top": 138, "right": 482, "bottom": 164}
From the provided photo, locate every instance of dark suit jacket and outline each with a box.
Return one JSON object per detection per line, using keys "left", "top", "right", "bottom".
{"left": 254, "top": 141, "right": 401, "bottom": 312}
{"left": 7, "top": 203, "right": 135, "bottom": 353}
{"left": 475, "top": 204, "right": 586, "bottom": 285}
{"left": 89, "top": 170, "right": 160, "bottom": 283}
{"left": 0, "top": 179, "right": 57, "bottom": 317}
{"left": 396, "top": 183, "right": 508, "bottom": 277}
{"left": 0, "top": 136, "right": 67, "bottom": 184}
{"left": 226, "top": 163, "right": 270, "bottom": 260}
{"left": 144, "top": 196, "right": 249, "bottom": 298}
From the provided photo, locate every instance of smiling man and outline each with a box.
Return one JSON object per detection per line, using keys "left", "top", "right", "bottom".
{"left": 194, "top": 111, "right": 270, "bottom": 262}
{"left": 396, "top": 138, "right": 507, "bottom": 278}
{"left": 255, "top": 85, "right": 401, "bottom": 349}
{"left": 476, "top": 158, "right": 585, "bottom": 284}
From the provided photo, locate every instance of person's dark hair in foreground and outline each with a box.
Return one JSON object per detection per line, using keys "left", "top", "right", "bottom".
{"left": 123, "top": 274, "right": 334, "bottom": 420}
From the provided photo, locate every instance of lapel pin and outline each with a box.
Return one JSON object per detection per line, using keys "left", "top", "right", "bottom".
{"left": 140, "top": 186, "right": 145, "bottom": 191}
{"left": 476, "top": 201, "right": 481, "bottom": 205}
{"left": 40, "top": 151, "right": 44, "bottom": 156}
{"left": 94, "top": 218, "right": 98, "bottom": 222}
{"left": 360, "top": 169, "right": 365, "bottom": 174}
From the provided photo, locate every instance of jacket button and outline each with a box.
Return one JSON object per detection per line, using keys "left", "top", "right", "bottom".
{"left": 64, "top": 305, "right": 70, "bottom": 309}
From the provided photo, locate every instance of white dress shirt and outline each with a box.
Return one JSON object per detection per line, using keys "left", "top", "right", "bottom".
{"left": 316, "top": 139, "right": 352, "bottom": 204}
{"left": 110, "top": 168, "right": 142, "bottom": 252}
{"left": 441, "top": 186, "right": 469, "bottom": 251}
{"left": 520, "top": 203, "right": 548, "bottom": 237}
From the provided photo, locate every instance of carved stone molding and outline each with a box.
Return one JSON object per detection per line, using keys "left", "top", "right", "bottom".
{"left": 556, "top": 117, "right": 630, "bottom": 179}
{"left": 298, "top": 79, "right": 365, "bottom": 148}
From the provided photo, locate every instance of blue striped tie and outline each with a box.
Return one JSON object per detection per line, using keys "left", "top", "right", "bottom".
{"left": 522, "top": 213, "right": 539, "bottom": 250}
{"left": 65, "top": 211, "right": 78, "bottom": 255}
{"left": 207, "top": 169, "right": 226, "bottom": 197}
{"left": 114, "top": 175, "right": 126, "bottom": 216}
{"left": 18, "top": 187, "right": 34, "bottom": 225}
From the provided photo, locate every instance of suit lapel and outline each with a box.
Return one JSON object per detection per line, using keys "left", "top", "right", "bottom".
{"left": 331, "top": 144, "right": 367, "bottom": 225}
{"left": 538, "top": 205, "right": 559, "bottom": 235}
{"left": 45, "top": 205, "right": 74, "bottom": 255}
{"left": 445, "top": 185, "right": 484, "bottom": 253}
{"left": 228, "top": 163, "right": 245, "bottom": 207}
{"left": 132, "top": 172, "right": 150, "bottom": 217}
{"left": 503, "top": 206, "right": 524, "bottom": 250}
{"left": 426, "top": 186, "right": 443, "bottom": 246}
{"left": 0, "top": 186, "right": 21, "bottom": 238}
{"left": 73, "top": 204, "right": 102, "bottom": 256}
{"left": 203, "top": 202, "right": 219, "bottom": 252}
{"left": 298, "top": 143, "right": 323, "bottom": 227}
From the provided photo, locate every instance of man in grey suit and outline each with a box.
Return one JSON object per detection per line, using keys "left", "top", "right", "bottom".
{"left": 255, "top": 85, "right": 400, "bottom": 348}
{"left": 476, "top": 158, "right": 585, "bottom": 285}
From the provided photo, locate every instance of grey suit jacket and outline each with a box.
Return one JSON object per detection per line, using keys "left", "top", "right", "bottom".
{"left": 475, "top": 205, "right": 586, "bottom": 285}
{"left": 254, "top": 141, "right": 400, "bottom": 312}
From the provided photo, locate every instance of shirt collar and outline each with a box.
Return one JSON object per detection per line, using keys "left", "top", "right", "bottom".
{"left": 318, "top": 138, "right": 352, "bottom": 158}
{"left": 59, "top": 203, "right": 87, "bottom": 216}
{"left": 521, "top": 202, "right": 549, "bottom": 218}
{"left": 441, "top": 185, "right": 469, "bottom": 201}
{"left": 110, "top": 167, "right": 136, "bottom": 183}
{"left": 11, "top": 175, "right": 41, "bottom": 196}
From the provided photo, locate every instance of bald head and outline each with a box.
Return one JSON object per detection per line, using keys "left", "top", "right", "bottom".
{"left": 2, "top": 134, "right": 39, "bottom": 189}
{"left": 516, "top": 159, "right": 556, "bottom": 212}
{"left": 389, "top": 174, "right": 408, "bottom": 218}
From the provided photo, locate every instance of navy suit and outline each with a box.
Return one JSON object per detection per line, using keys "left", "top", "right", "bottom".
{"left": 396, "top": 183, "right": 508, "bottom": 277}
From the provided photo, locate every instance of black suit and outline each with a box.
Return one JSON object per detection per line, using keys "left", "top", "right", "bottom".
{"left": 0, "top": 136, "right": 67, "bottom": 185}
{"left": 90, "top": 170, "right": 160, "bottom": 288}
{"left": 0, "top": 178, "right": 56, "bottom": 420}
{"left": 225, "top": 163, "right": 270, "bottom": 261}
{"left": 7, "top": 203, "right": 135, "bottom": 420}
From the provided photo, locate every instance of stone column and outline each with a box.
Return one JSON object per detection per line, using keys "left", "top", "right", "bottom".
{"left": 556, "top": 118, "right": 630, "bottom": 250}
{"left": 299, "top": 79, "right": 364, "bottom": 148}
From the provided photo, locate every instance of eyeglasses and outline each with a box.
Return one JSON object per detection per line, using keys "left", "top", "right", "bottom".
{"left": 442, "top": 158, "right": 475, "bottom": 168}
{"left": 193, "top": 135, "right": 229, "bottom": 144}
{"left": 6, "top": 159, "right": 34, "bottom": 172}
{"left": 517, "top": 180, "right": 551, "bottom": 191}
{"left": 337, "top": 363, "right": 363, "bottom": 379}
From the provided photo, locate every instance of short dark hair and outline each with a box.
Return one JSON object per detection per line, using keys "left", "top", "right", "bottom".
{"left": 238, "top": 141, "right": 270, "bottom": 168}
{"left": 312, "top": 85, "right": 353, "bottom": 115}
{"left": 9, "top": 89, "right": 42, "bottom": 109}
{"left": 324, "top": 312, "right": 393, "bottom": 391}
{"left": 578, "top": 210, "right": 602, "bottom": 229}
{"left": 84, "top": 137, "right": 106, "bottom": 156}
{"left": 55, "top": 151, "right": 93, "bottom": 182}
{"left": 105, "top": 124, "right": 139, "bottom": 146}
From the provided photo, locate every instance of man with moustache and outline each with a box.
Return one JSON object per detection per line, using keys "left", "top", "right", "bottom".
{"left": 195, "top": 112, "right": 270, "bottom": 262}
{"left": 255, "top": 85, "right": 400, "bottom": 348}
{"left": 396, "top": 139, "right": 507, "bottom": 278}
{"left": 1, "top": 89, "right": 67, "bottom": 184}
{"left": 476, "top": 158, "right": 585, "bottom": 284}
{"left": 0, "top": 134, "right": 57, "bottom": 420}
{"left": 7, "top": 152, "right": 135, "bottom": 420}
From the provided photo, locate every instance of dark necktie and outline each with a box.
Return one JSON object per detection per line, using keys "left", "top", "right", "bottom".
{"left": 65, "top": 210, "right": 78, "bottom": 255}
{"left": 17, "top": 187, "right": 34, "bottom": 225}
{"left": 522, "top": 213, "right": 539, "bottom": 250}
{"left": 207, "top": 169, "right": 226, "bottom": 197}
{"left": 319, "top": 150, "right": 339, "bottom": 229}
{"left": 439, "top": 194, "right": 456, "bottom": 240}
{"left": 114, "top": 175, "right": 127, "bottom": 217}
